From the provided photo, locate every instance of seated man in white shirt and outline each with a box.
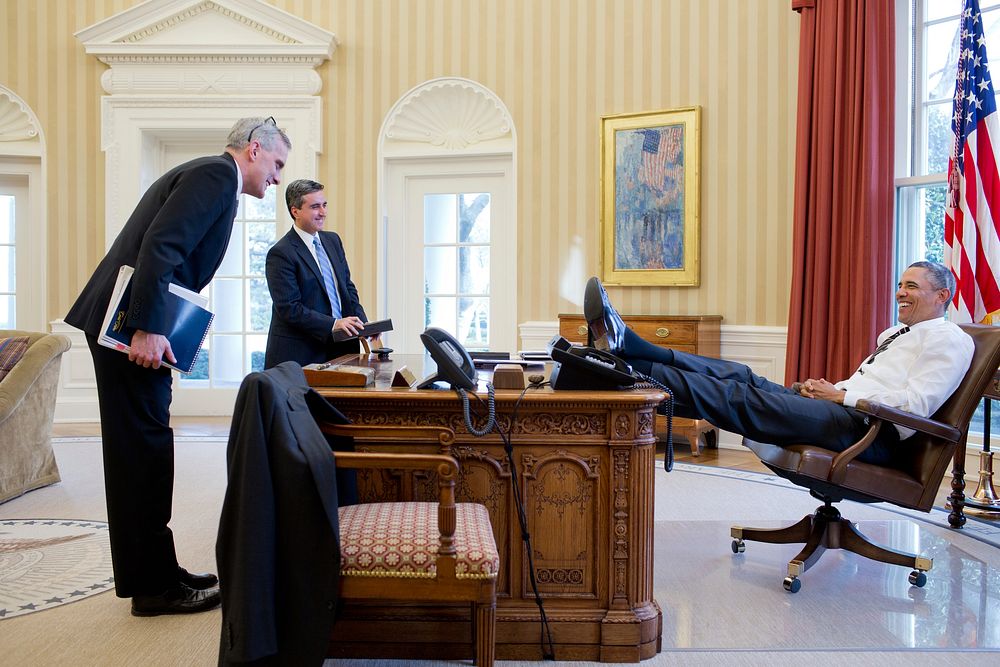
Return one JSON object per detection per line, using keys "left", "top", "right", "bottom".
{"left": 584, "top": 261, "right": 974, "bottom": 465}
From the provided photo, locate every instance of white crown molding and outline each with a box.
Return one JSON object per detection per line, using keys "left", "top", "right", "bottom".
{"left": 0, "top": 89, "right": 41, "bottom": 148}
{"left": 383, "top": 77, "right": 514, "bottom": 152}
{"left": 76, "top": 0, "right": 336, "bottom": 94}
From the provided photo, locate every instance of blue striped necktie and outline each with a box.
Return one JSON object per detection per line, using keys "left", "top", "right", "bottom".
{"left": 313, "top": 236, "right": 342, "bottom": 318}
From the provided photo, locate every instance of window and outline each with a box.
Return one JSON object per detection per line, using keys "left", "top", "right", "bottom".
{"left": 423, "top": 192, "right": 492, "bottom": 349}
{"left": 181, "top": 187, "right": 277, "bottom": 385}
{"left": 898, "top": 0, "right": 1000, "bottom": 438}
{"left": 0, "top": 192, "right": 14, "bottom": 328}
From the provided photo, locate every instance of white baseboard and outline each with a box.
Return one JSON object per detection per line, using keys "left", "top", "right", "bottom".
{"left": 51, "top": 319, "right": 99, "bottom": 423}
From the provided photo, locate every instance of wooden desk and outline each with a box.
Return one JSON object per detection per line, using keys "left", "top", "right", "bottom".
{"left": 316, "top": 354, "right": 664, "bottom": 662}
{"left": 558, "top": 313, "right": 722, "bottom": 454}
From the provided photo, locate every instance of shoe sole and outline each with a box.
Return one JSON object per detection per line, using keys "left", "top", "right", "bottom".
{"left": 583, "top": 277, "right": 604, "bottom": 323}
{"left": 131, "top": 600, "right": 220, "bottom": 617}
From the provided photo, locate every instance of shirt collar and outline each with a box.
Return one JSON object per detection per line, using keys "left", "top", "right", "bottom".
{"left": 233, "top": 158, "right": 243, "bottom": 197}
{"left": 907, "top": 317, "right": 946, "bottom": 330}
{"left": 292, "top": 223, "right": 317, "bottom": 247}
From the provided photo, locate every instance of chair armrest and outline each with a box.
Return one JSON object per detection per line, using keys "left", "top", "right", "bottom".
{"left": 319, "top": 422, "right": 455, "bottom": 450}
{"left": 334, "top": 451, "right": 459, "bottom": 557}
{"left": 855, "top": 399, "right": 962, "bottom": 443}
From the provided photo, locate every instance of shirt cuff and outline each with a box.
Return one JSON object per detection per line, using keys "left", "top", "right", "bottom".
{"left": 841, "top": 390, "right": 859, "bottom": 408}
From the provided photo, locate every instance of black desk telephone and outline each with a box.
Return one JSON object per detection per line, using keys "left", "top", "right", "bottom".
{"left": 418, "top": 326, "right": 478, "bottom": 390}
{"left": 548, "top": 335, "right": 637, "bottom": 390}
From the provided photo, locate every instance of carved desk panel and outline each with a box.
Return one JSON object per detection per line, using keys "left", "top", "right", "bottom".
{"left": 316, "top": 354, "right": 664, "bottom": 663}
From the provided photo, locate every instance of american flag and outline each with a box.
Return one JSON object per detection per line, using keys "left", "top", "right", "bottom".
{"left": 637, "top": 127, "right": 681, "bottom": 193}
{"left": 945, "top": 0, "right": 1000, "bottom": 323}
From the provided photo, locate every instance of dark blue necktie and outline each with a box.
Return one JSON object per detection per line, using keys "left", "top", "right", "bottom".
{"left": 313, "top": 236, "right": 342, "bottom": 319}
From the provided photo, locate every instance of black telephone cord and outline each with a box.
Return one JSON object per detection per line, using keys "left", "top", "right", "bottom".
{"left": 632, "top": 373, "right": 675, "bottom": 473}
{"left": 466, "top": 383, "right": 557, "bottom": 660}
{"left": 457, "top": 384, "right": 496, "bottom": 436}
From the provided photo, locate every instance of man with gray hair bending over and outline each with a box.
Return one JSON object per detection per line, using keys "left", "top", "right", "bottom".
{"left": 583, "top": 261, "right": 974, "bottom": 465}
{"left": 66, "top": 117, "right": 291, "bottom": 616}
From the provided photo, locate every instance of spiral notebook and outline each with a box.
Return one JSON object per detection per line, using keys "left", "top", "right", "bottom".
{"left": 98, "top": 265, "right": 214, "bottom": 374}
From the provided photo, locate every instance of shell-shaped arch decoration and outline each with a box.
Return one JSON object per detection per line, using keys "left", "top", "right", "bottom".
{"left": 384, "top": 78, "right": 512, "bottom": 150}
{"left": 0, "top": 90, "right": 40, "bottom": 143}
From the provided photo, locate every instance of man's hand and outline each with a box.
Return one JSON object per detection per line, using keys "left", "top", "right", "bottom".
{"left": 129, "top": 330, "right": 176, "bottom": 369}
{"left": 333, "top": 316, "right": 365, "bottom": 338}
{"left": 797, "top": 378, "right": 846, "bottom": 404}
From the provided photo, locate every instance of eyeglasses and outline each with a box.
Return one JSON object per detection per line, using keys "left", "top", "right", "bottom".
{"left": 247, "top": 116, "right": 276, "bottom": 144}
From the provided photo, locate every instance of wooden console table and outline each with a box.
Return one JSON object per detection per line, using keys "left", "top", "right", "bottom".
{"left": 315, "top": 354, "right": 664, "bottom": 662}
{"left": 558, "top": 313, "right": 722, "bottom": 454}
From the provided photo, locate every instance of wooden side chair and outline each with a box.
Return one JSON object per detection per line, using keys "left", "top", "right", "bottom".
{"left": 322, "top": 423, "right": 499, "bottom": 666}
{"left": 732, "top": 323, "right": 1000, "bottom": 593}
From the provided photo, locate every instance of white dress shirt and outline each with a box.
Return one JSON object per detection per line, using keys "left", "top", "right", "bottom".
{"left": 836, "top": 317, "right": 974, "bottom": 438}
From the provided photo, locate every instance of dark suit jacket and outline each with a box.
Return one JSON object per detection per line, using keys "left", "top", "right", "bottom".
{"left": 216, "top": 362, "right": 350, "bottom": 666}
{"left": 66, "top": 153, "right": 239, "bottom": 336}
{"left": 264, "top": 228, "right": 367, "bottom": 368}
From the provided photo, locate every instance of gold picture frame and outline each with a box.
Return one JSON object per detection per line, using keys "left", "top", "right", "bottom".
{"left": 600, "top": 106, "right": 701, "bottom": 286}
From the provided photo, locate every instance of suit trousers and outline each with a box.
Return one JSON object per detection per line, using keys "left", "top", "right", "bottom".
{"left": 87, "top": 335, "right": 179, "bottom": 597}
{"left": 621, "top": 329, "right": 899, "bottom": 464}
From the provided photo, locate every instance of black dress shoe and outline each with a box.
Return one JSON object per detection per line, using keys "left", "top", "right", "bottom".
{"left": 131, "top": 582, "right": 221, "bottom": 617}
{"left": 178, "top": 566, "right": 218, "bottom": 590}
{"left": 584, "top": 276, "right": 627, "bottom": 355}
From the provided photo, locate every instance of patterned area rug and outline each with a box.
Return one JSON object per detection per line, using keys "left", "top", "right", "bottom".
{"left": 0, "top": 519, "right": 114, "bottom": 620}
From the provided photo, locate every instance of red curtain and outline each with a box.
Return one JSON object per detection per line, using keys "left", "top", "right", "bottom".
{"left": 784, "top": 0, "right": 896, "bottom": 384}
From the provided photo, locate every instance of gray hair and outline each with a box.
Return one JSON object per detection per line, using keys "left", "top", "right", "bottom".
{"left": 285, "top": 179, "right": 324, "bottom": 217}
{"left": 908, "top": 260, "right": 956, "bottom": 299}
{"left": 225, "top": 116, "right": 292, "bottom": 152}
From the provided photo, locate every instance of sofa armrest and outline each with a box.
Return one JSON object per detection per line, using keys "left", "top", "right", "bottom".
{"left": 0, "top": 333, "right": 71, "bottom": 422}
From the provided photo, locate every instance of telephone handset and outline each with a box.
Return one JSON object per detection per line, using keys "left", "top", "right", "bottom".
{"left": 418, "top": 326, "right": 478, "bottom": 390}
{"left": 548, "top": 335, "right": 637, "bottom": 390}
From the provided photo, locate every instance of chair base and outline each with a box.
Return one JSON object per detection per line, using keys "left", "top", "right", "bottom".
{"left": 730, "top": 502, "right": 933, "bottom": 592}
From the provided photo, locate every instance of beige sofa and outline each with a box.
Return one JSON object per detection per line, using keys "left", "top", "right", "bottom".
{"left": 0, "top": 330, "right": 71, "bottom": 504}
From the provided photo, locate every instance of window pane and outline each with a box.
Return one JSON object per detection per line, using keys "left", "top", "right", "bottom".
{"left": 0, "top": 246, "right": 14, "bottom": 292}
{"left": 896, "top": 183, "right": 947, "bottom": 266}
{"left": 244, "top": 186, "right": 276, "bottom": 220}
{"left": 425, "top": 296, "right": 456, "bottom": 331}
{"left": 247, "top": 334, "right": 267, "bottom": 374}
{"left": 217, "top": 222, "right": 244, "bottom": 276}
{"left": 926, "top": 20, "right": 960, "bottom": 101}
{"left": 459, "top": 193, "right": 490, "bottom": 243}
{"left": 248, "top": 277, "right": 271, "bottom": 332}
{"left": 0, "top": 196, "right": 13, "bottom": 243}
{"left": 0, "top": 295, "right": 13, "bottom": 328}
{"left": 459, "top": 246, "right": 489, "bottom": 293}
{"left": 248, "top": 222, "right": 276, "bottom": 275}
{"left": 212, "top": 278, "right": 244, "bottom": 331}
{"left": 925, "top": 102, "right": 954, "bottom": 174}
{"left": 458, "top": 296, "right": 489, "bottom": 348}
{"left": 210, "top": 334, "right": 244, "bottom": 387}
{"left": 926, "top": 1, "right": 962, "bottom": 22}
{"left": 424, "top": 194, "right": 457, "bottom": 243}
{"left": 425, "top": 246, "right": 457, "bottom": 293}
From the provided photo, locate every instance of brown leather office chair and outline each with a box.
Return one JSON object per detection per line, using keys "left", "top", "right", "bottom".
{"left": 731, "top": 323, "right": 1000, "bottom": 593}
{"left": 321, "top": 423, "right": 499, "bottom": 666}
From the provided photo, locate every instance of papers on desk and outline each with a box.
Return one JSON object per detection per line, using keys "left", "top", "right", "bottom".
{"left": 98, "top": 265, "right": 214, "bottom": 374}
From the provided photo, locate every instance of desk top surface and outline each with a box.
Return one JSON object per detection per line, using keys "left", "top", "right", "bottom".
{"left": 311, "top": 353, "right": 666, "bottom": 406}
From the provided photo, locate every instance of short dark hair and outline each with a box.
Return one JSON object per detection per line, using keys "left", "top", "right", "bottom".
{"left": 285, "top": 179, "right": 324, "bottom": 217}
{"left": 908, "top": 260, "right": 956, "bottom": 299}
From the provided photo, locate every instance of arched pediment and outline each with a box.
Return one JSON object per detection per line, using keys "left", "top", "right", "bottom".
{"left": 383, "top": 78, "right": 514, "bottom": 153}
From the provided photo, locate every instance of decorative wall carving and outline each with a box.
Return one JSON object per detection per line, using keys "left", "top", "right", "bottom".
{"left": 0, "top": 91, "right": 40, "bottom": 143}
{"left": 383, "top": 78, "right": 513, "bottom": 150}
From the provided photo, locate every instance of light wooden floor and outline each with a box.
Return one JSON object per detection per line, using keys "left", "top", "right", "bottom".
{"left": 52, "top": 418, "right": 992, "bottom": 515}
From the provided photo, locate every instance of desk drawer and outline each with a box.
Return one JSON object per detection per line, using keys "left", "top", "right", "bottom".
{"left": 628, "top": 321, "right": 697, "bottom": 346}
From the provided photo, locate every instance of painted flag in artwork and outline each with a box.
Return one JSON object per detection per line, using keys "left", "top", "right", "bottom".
{"left": 944, "top": 0, "right": 1000, "bottom": 323}
{"left": 637, "top": 127, "right": 682, "bottom": 194}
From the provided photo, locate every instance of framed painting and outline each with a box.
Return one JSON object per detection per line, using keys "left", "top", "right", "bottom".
{"left": 600, "top": 106, "right": 700, "bottom": 286}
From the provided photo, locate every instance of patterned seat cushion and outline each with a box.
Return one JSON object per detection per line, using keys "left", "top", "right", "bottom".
{"left": 339, "top": 501, "right": 499, "bottom": 580}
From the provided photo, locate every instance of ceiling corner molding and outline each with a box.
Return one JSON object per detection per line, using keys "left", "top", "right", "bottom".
{"left": 383, "top": 78, "right": 514, "bottom": 152}
{"left": 75, "top": 0, "right": 336, "bottom": 95}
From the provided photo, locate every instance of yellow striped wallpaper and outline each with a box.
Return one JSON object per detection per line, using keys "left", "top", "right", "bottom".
{"left": 0, "top": 0, "right": 799, "bottom": 328}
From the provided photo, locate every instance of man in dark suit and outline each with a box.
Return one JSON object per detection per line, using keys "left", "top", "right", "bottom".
{"left": 65, "top": 116, "right": 291, "bottom": 616}
{"left": 264, "top": 179, "right": 372, "bottom": 368}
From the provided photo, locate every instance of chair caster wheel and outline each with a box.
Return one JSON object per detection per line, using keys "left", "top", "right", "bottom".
{"left": 731, "top": 539, "right": 745, "bottom": 554}
{"left": 783, "top": 576, "right": 801, "bottom": 593}
{"left": 908, "top": 570, "right": 927, "bottom": 587}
